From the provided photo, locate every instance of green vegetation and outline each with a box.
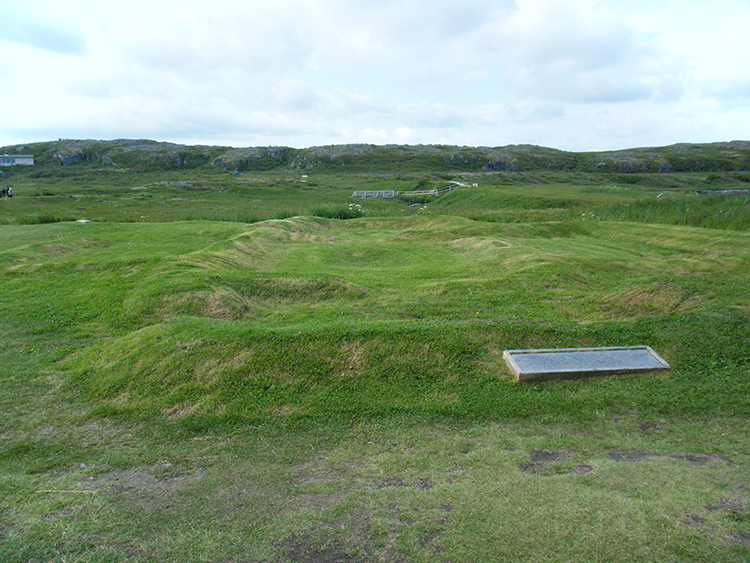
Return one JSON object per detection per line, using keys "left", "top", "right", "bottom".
{"left": 311, "top": 202, "right": 365, "bottom": 219}
{"left": 0, "top": 140, "right": 749, "bottom": 562}
{"left": 2, "top": 138, "right": 750, "bottom": 176}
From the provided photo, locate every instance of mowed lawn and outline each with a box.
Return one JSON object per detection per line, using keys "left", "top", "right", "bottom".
{"left": 1, "top": 211, "right": 749, "bottom": 562}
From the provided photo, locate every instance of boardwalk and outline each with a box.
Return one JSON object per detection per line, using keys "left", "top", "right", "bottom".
{"left": 352, "top": 181, "right": 466, "bottom": 199}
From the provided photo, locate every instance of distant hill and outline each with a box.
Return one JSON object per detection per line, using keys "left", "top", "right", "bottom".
{"left": 3, "top": 139, "right": 749, "bottom": 174}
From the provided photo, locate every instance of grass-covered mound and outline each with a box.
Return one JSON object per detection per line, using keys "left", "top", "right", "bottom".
{"left": 1, "top": 215, "right": 746, "bottom": 422}
{"left": 1, "top": 177, "right": 749, "bottom": 562}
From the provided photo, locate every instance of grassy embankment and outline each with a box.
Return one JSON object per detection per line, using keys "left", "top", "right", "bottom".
{"left": 0, "top": 165, "right": 749, "bottom": 562}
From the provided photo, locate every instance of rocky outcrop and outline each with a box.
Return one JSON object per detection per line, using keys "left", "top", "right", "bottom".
{"left": 3, "top": 139, "right": 748, "bottom": 174}
{"left": 446, "top": 154, "right": 479, "bottom": 165}
{"left": 53, "top": 152, "right": 84, "bottom": 166}
{"left": 482, "top": 160, "right": 521, "bottom": 172}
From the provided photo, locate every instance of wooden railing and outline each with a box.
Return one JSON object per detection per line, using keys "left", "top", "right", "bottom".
{"left": 352, "top": 182, "right": 465, "bottom": 199}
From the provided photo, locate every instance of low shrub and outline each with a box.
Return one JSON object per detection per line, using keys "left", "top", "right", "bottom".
{"left": 311, "top": 203, "right": 365, "bottom": 219}
{"left": 20, "top": 213, "right": 76, "bottom": 225}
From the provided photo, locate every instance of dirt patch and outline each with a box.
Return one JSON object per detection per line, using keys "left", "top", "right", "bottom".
{"left": 705, "top": 498, "right": 750, "bottom": 513}
{"left": 275, "top": 506, "right": 408, "bottom": 563}
{"left": 277, "top": 532, "right": 360, "bottom": 563}
{"left": 417, "top": 509, "right": 450, "bottom": 552}
{"left": 638, "top": 420, "right": 660, "bottom": 436}
{"left": 417, "top": 525, "right": 447, "bottom": 553}
{"left": 376, "top": 477, "right": 407, "bottom": 489}
{"left": 80, "top": 465, "right": 204, "bottom": 514}
{"left": 416, "top": 478, "right": 433, "bottom": 490}
{"left": 82, "top": 466, "right": 202, "bottom": 496}
{"left": 672, "top": 453, "right": 735, "bottom": 466}
{"left": 295, "top": 457, "right": 362, "bottom": 484}
{"left": 568, "top": 463, "right": 594, "bottom": 476}
{"left": 681, "top": 511, "right": 709, "bottom": 527}
{"left": 375, "top": 477, "right": 434, "bottom": 490}
{"left": 680, "top": 508, "right": 750, "bottom": 546}
{"left": 608, "top": 450, "right": 735, "bottom": 465}
{"left": 519, "top": 450, "right": 576, "bottom": 473}
{"left": 607, "top": 449, "right": 657, "bottom": 462}
{"left": 728, "top": 531, "right": 750, "bottom": 544}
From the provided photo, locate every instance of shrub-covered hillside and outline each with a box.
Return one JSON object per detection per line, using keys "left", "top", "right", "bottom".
{"left": 2, "top": 138, "right": 750, "bottom": 175}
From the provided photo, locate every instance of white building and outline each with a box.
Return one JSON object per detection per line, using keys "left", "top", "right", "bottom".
{"left": 0, "top": 155, "right": 34, "bottom": 166}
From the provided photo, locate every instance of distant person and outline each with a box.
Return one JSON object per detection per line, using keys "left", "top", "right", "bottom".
{"left": 0, "top": 188, "right": 5, "bottom": 198}
{"left": 7, "top": 187, "right": 12, "bottom": 198}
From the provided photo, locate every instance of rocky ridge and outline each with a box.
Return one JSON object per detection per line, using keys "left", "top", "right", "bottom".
{"left": 2, "top": 139, "right": 749, "bottom": 174}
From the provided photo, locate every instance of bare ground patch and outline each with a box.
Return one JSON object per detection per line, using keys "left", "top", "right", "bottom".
{"left": 276, "top": 532, "right": 361, "bottom": 563}
{"left": 607, "top": 450, "right": 735, "bottom": 465}
{"left": 519, "top": 450, "right": 578, "bottom": 474}
{"left": 81, "top": 465, "right": 203, "bottom": 511}
{"left": 680, "top": 503, "right": 750, "bottom": 546}
{"left": 274, "top": 506, "right": 409, "bottom": 563}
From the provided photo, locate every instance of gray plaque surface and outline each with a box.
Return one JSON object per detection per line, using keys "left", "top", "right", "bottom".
{"left": 503, "top": 346, "right": 670, "bottom": 382}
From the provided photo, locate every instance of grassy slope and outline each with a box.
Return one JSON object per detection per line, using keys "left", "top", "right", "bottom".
{"left": 3, "top": 168, "right": 750, "bottom": 229}
{"left": 27, "top": 216, "right": 743, "bottom": 422}
{"left": 1, "top": 170, "right": 749, "bottom": 561}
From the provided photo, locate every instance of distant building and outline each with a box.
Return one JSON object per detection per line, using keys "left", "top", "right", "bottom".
{"left": 0, "top": 154, "right": 34, "bottom": 166}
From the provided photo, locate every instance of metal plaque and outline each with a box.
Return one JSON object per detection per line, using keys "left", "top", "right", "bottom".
{"left": 503, "top": 346, "right": 670, "bottom": 382}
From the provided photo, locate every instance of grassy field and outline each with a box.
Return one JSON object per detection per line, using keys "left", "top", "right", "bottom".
{"left": 1, "top": 165, "right": 749, "bottom": 562}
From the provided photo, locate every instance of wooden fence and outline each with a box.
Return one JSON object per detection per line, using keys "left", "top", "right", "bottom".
{"left": 351, "top": 182, "right": 463, "bottom": 199}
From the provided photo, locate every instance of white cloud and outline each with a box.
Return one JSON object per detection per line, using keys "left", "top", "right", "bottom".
{"left": 1, "top": 0, "right": 749, "bottom": 150}
{"left": 0, "top": 5, "right": 86, "bottom": 54}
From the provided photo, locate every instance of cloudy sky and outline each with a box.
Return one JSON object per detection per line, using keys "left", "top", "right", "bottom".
{"left": 1, "top": 0, "right": 749, "bottom": 151}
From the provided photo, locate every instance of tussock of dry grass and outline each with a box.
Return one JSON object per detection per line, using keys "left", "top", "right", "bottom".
{"left": 593, "top": 281, "right": 704, "bottom": 317}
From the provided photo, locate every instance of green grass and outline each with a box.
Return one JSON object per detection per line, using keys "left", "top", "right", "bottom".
{"left": 1, "top": 165, "right": 749, "bottom": 561}
{"left": 592, "top": 191, "right": 750, "bottom": 230}
{"left": 4, "top": 216, "right": 742, "bottom": 423}
{"left": 311, "top": 202, "right": 366, "bottom": 219}
{"left": 2, "top": 164, "right": 749, "bottom": 229}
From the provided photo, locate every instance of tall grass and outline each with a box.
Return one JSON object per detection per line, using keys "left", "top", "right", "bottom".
{"left": 183, "top": 209, "right": 300, "bottom": 223}
{"left": 310, "top": 202, "right": 365, "bottom": 219}
{"left": 592, "top": 192, "right": 750, "bottom": 230}
{"left": 16, "top": 213, "right": 77, "bottom": 225}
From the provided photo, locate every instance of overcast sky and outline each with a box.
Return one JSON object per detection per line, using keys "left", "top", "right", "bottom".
{"left": 1, "top": 0, "right": 749, "bottom": 151}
